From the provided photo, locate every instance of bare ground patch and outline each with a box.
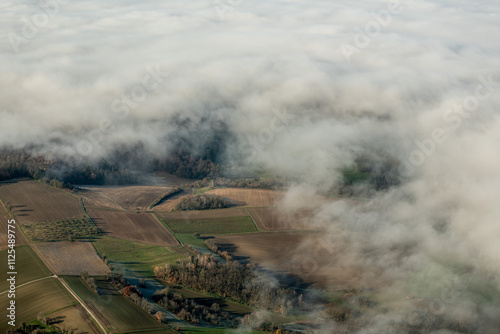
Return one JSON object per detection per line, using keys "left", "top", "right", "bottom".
{"left": 157, "top": 207, "right": 249, "bottom": 221}
{"left": 0, "top": 180, "right": 83, "bottom": 225}
{"left": 205, "top": 188, "right": 284, "bottom": 207}
{"left": 87, "top": 209, "right": 178, "bottom": 246}
{"left": 51, "top": 305, "right": 100, "bottom": 334}
{"left": 85, "top": 186, "right": 178, "bottom": 210}
{"left": 77, "top": 189, "right": 123, "bottom": 210}
{"left": 247, "top": 207, "right": 317, "bottom": 231}
{"left": 213, "top": 232, "right": 377, "bottom": 290}
{"left": 34, "top": 241, "right": 110, "bottom": 276}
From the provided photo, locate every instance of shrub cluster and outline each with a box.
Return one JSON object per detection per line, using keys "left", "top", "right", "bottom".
{"left": 175, "top": 194, "right": 231, "bottom": 211}
{"left": 153, "top": 287, "right": 237, "bottom": 326}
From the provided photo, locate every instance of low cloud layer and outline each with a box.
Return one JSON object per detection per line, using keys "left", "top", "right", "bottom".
{"left": 2, "top": 0, "right": 500, "bottom": 332}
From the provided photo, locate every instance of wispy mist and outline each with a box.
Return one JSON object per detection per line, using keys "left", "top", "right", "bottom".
{"left": 2, "top": 0, "right": 500, "bottom": 331}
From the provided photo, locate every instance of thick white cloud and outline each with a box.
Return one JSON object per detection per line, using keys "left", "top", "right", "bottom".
{"left": 1, "top": 0, "right": 500, "bottom": 331}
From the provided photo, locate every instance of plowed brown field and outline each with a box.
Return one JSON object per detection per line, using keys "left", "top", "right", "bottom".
{"left": 247, "top": 207, "right": 316, "bottom": 231}
{"left": 213, "top": 232, "right": 371, "bottom": 289}
{"left": 205, "top": 188, "right": 283, "bottom": 207}
{"left": 85, "top": 186, "right": 177, "bottom": 210}
{"left": 34, "top": 241, "right": 110, "bottom": 275}
{"left": 87, "top": 209, "right": 178, "bottom": 246}
{"left": 77, "top": 190, "right": 123, "bottom": 210}
{"left": 157, "top": 207, "right": 249, "bottom": 221}
{"left": 0, "top": 180, "right": 84, "bottom": 225}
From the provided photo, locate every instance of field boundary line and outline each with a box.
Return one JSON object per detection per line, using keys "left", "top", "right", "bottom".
{"left": 147, "top": 188, "right": 182, "bottom": 211}
{"left": 151, "top": 212, "right": 181, "bottom": 246}
{"left": 244, "top": 208, "right": 261, "bottom": 232}
{"left": 95, "top": 192, "right": 126, "bottom": 210}
{"left": 152, "top": 214, "right": 199, "bottom": 257}
{"left": 59, "top": 276, "right": 108, "bottom": 334}
{"left": 78, "top": 198, "right": 103, "bottom": 237}
{"left": 80, "top": 190, "right": 126, "bottom": 210}
{"left": 0, "top": 274, "right": 55, "bottom": 295}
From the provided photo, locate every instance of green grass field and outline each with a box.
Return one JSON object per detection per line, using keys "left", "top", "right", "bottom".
{"left": 22, "top": 218, "right": 100, "bottom": 242}
{"left": 176, "top": 233, "right": 210, "bottom": 249}
{"left": 0, "top": 278, "right": 76, "bottom": 332}
{"left": 162, "top": 216, "right": 257, "bottom": 235}
{"left": 63, "top": 276, "right": 166, "bottom": 333}
{"left": 92, "top": 236, "right": 185, "bottom": 277}
{"left": 0, "top": 245, "right": 51, "bottom": 292}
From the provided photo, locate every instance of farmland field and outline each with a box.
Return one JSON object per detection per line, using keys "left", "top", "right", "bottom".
{"left": 247, "top": 208, "right": 314, "bottom": 231}
{"left": 85, "top": 185, "right": 178, "bottom": 210}
{"left": 64, "top": 276, "right": 167, "bottom": 333}
{"left": 175, "top": 233, "right": 210, "bottom": 248}
{"left": 0, "top": 278, "right": 75, "bottom": 332}
{"left": 204, "top": 188, "right": 283, "bottom": 207}
{"left": 49, "top": 304, "right": 100, "bottom": 334}
{"left": 212, "top": 232, "right": 305, "bottom": 266}
{"left": 0, "top": 203, "right": 27, "bottom": 250}
{"left": 152, "top": 188, "right": 284, "bottom": 212}
{"left": 34, "top": 241, "right": 110, "bottom": 276}
{"left": 152, "top": 172, "right": 195, "bottom": 187}
{"left": 149, "top": 189, "right": 189, "bottom": 212}
{"left": 161, "top": 216, "right": 258, "bottom": 235}
{"left": 0, "top": 180, "right": 84, "bottom": 225}
{"left": 0, "top": 245, "right": 51, "bottom": 292}
{"left": 212, "top": 232, "right": 367, "bottom": 289}
{"left": 92, "top": 236, "right": 185, "bottom": 277}
{"left": 77, "top": 190, "right": 124, "bottom": 210}
{"left": 87, "top": 208, "right": 178, "bottom": 246}
{"left": 157, "top": 207, "right": 249, "bottom": 219}
{"left": 247, "top": 207, "right": 289, "bottom": 231}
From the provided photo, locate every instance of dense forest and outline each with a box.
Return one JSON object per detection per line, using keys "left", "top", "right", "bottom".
{"left": 0, "top": 149, "right": 219, "bottom": 185}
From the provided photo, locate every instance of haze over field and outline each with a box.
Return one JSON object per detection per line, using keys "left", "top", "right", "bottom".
{"left": 2, "top": 0, "right": 500, "bottom": 332}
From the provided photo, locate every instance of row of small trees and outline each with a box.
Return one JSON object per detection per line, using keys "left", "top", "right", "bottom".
{"left": 80, "top": 271, "right": 98, "bottom": 292}
{"left": 187, "top": 177, "right": 288, "bottom": 190}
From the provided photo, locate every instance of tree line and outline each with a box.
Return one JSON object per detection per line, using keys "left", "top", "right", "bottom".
{"left": 0, "top": 149, "right": 218, "bottom": 185}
